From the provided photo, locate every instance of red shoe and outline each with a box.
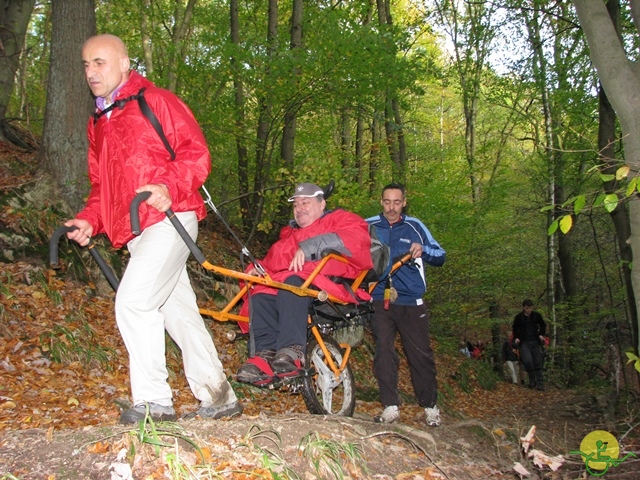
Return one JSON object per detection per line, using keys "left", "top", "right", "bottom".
{"left": 236, "top": 350, "right": 275, "bottom": 386}
{"left": 271, "top": 345, "right": 305, "bottom": 378}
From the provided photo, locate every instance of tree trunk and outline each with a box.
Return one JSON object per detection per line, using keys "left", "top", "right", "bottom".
{"left": 489, "top": 302, "right": 502, "bottom": 375}
{"left": 596, "top": 0, "right": 638, "bottom": 349}
{"left": 356, "top": 107, "right": 365, "bottom": 186}
{"left": 377, "top": 0, "right": 406, "bottom": 184}
{"left": 340, "top": 106, "right": 350, "bottom": 170}
{"left": 0, "top": 0, "right": 35, "bottom": 146}
{"left": 524, "top": 2, "right": 558, "bottom": 353}
{"left": 432, "top": 0, "right": 496, "bottom": 202}
{"left": 38, "top": 0, "right": 95, "bottom": 212}
{"left": 230, "top": 0, "right": 250, "bottom": 228}
{"left": 573, "top": 0, "right": 640, "bottom": 354}
{"left": 140, "top": 0, "right": 154, "bottom": 76}
{"left": 280, "top": 0, "right": 302, "bottom": 173}
{"left": 249, "top": 0, "right": 277, "bottom": 240}
{"left": 370, "top": 116, "right": 380, "bottom": 196}
{"left": 166, "top": 0, "right": 196, "bottom": 92}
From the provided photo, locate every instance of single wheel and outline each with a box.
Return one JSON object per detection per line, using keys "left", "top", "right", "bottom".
{"left": 300, "top": 334, "right": 356, "bottom": 416}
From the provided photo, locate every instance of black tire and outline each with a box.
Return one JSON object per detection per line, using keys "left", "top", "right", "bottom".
{"left": 300, "top": 334, "right": 356, "bottom": 416}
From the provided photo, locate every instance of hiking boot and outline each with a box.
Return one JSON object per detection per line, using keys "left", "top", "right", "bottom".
{"left": 527, "top": 373, "right": 537, "bottom": 389}
{"left": 119, "top": 402, "right": 177, "bottom": 425}
{"left": 373, "top": 405, "right": 400, "bottom": 424}
{"left": 425, "top": 405, "right": 441, "bottom": 427}
{"left": 271, "top": 345, "right": 305, "bottom": 378}
{"left": 192, "top": 400, "right": 243, "bottom": 419}
{"left": 236, "top": 350, "right": 275, "bottom": 385}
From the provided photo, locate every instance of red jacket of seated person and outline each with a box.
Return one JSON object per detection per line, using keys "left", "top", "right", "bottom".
{"left": 238, "top": 208, "right": 373, "bottom": 329}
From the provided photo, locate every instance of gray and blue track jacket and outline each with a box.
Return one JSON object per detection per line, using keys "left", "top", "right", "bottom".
{"left": 366, "top": 213, "right": 446, "bottom": 306}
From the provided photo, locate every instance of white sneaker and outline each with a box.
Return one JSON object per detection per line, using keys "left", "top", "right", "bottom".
{"left": 425, "top": 405, "right": 441, "bottom": 427}
{"left": 374, "top": 405, "right": 400, "bottom": 424}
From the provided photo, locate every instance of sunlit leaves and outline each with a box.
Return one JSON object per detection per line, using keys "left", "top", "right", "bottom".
{"left": 616, "top": 165, "right": 630, "bottom": 180}
{"left": 559, "top": 215, "right": 573, "bottom": 233}
{"left": 593, "top": 193, "right": 606, "bottom": 208}
{"left": 548, "top": 215, "right": 573, "bottom": 235}
{"left": 573, "top": 195, "right": 586, "bottom": 215}
{"left": 625, "top": 351, "right": 640, "bottom": 373}
{"left": 603, "top": 193, "right": 618, "bottom": 213}
{"left": 626, "top": 177, "right": 638, "bottom": 197}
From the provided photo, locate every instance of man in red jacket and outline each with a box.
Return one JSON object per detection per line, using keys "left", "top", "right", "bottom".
{"left": 65, "top": 34, "right": 241, "bottom": 424}
{"left": 236, "top": 183, "right": 373, "bottom": 385}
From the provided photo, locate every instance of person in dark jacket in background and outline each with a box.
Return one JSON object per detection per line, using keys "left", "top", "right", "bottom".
{"left": 366, "top": 183, "right": 446, "bottom": 427}
{"left": 65, "top": 34, "right": 240, "bottom": 424}
{"left": 512, "top": 299, "right": 546, "bottom": 390}
{"left": 235, "top": 182, "right": 373, "bottom": 386}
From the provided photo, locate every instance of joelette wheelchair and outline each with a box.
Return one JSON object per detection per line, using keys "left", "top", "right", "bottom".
{"left": 50, "top": 191, "right": 409, "bottom": 417}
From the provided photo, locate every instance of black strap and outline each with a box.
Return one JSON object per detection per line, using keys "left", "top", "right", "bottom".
{"left": 92, "top": 87, "right": 176, "bottom": 161}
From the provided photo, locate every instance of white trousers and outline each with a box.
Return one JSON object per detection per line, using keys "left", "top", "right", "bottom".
{"left": 505, "top": 360, "right": 519, "bottom": 384}
{"left": 115, "top": 212, "right": 237, "bottom": 408}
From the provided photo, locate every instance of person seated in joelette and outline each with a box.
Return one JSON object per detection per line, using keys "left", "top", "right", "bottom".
{"left": 236, "top": 182, "right": 373, "bottom": 385}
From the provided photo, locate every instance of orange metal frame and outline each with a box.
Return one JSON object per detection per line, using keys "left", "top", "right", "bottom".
{"left": 196, "top": 253, "right": 410, "bottom": 381}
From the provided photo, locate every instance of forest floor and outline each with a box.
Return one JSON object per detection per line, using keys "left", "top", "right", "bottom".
{"left": 1, "top": 142, "right": 639, "bottom": 479}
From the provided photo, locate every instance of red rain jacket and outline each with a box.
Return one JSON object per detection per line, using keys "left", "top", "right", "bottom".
{"left": 250, "top": 208, "right": 373, "bottom": 303}
{"left": 76, "top": 71, "right": 210, "bottom": 248}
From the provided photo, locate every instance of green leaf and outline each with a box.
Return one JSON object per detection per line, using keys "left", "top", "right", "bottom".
{"left": 616, "top": 165, "right": 630, "bottom": 180}
{"left": 548, "top": 219, "right": 559, "bottom": 235}
{"left": 626, "top": 177, "right": 638, "bottom": 197}
{"left": 593, "top": 193, "right": 606, "bottom": 207}
{"left": 599, "top": 173, "right": 615, "bottom": 182}
{"left": 625, "top": 351, "right": 639, "bottom": 362}
{"left": 625, "top": 352, "right": 640, "bottom": 372}
{"left": 559, "top": 215, "right": 573, "bottom": 234}
{"left": 539, "top": 205, "right": 554, "bottom": 212}
{"left": 574, "top": 195, "right": 586, "bottom": 215}
{"left": 604, "top": 193, "right": 618, "bottom": 213}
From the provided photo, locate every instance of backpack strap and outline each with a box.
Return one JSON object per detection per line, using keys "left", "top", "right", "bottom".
{"left": 92, "top": 87, "right": 176, "bottom": 161}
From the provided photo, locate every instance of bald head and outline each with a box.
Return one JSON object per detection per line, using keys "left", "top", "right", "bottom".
{"left": 82, "top": 34, "right": 130, "bottom": 102}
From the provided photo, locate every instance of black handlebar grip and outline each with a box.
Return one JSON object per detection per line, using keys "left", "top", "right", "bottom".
{"left": 130, "top": 191, "right": 152, "bottom": 235}
{"left": 49, "top": 225, "right": 120, "bottom": 292}
{"left": 49, "top": 226, "right": 77, "bottom": 268}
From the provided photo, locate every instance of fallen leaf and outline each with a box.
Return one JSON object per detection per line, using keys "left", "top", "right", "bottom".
{"left": 67, "top": 397, "right": 79, "bottom": 406}
{"left": 0, "top": 401, "right": 16, "bottom": 410}
{"left": 513, "top": 462, "right": 530, "bottom": 477}
{"left": 88, "top": 441, "right": 110, "bottom": 454}
{"left": 520, "top": 425, "right": 536, "bottom": 453}
{"left": 529, "top": 448, "right": 565, "bottom": 471}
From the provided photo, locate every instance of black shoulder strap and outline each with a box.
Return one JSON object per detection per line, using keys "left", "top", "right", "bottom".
{"left": 92, "top": 87, "right": 176, "bottom": 161}
{"left": 136, "top": 90, "right": 176, "bottom": 161}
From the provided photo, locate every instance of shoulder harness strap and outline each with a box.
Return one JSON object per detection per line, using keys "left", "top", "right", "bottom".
{"left": 92, "top": 87, "right": 176, "bottom": 160}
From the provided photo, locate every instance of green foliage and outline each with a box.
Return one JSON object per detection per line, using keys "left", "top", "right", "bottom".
{"left": 39, "top": 313, "right": 116, "bottom": 371}
{"left": 474, "top": 360, "right": 499, "bottom": 391}
{"left": 456, "top": 361, "right": 474, "bottom": 394}
{"left": 455, "top": 359, "right": 499, "bottom": 392}
{"left": 238, "top": 425, "right": 301, "bottom": 480}
{"left": 625, "top": 351, "right": 640, "bottom": 373}
{"left": 128, "top": 408, "right": 205, "bottom": 466}
{"left": 299, "top": 431, "right": 365, "bottom": 480}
